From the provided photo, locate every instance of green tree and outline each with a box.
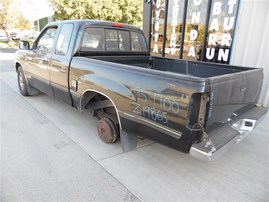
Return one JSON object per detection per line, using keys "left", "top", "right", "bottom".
{"left": 0, "top": 0, "right": 30, "bottom": 43}
{"left": 49, "top": 0, "right": 142, "bottom": 26}
{"left": 118, "top": 0, "right": 142, "bottom": 25}
{"left": 17, "top": 15, "right": 31, "bottom": 30}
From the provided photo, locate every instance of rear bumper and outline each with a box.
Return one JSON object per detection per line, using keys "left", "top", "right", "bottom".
{"left": 190, "top": 106, "right": 268, "bottom": 162}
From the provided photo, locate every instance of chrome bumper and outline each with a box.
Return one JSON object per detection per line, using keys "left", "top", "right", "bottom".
{"left": 190, "top": 106, "right": 268, "bottom": 162}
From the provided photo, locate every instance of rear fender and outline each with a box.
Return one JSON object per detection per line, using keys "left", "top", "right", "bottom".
{"left": 78, "top": 75, "right": 137, "bottom": 151}
{"left": 77, "top": 74, "right": 136, "bottom": 114}
{"left": 78, "top": 74, "right": 135, "bottom": 102}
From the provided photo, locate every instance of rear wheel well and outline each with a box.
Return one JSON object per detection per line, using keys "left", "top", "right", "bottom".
{"left": 81, "top": 91, "right": 120, "bottom": 127}
{"left": 81, "top": 91, "right": 121, "bottom": 143}
{"left": 81, "top": 91, "right": 138, "bottom": 149}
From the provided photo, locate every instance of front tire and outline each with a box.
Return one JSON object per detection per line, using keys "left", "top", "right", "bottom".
{"left": 17, "top": 66, "right": 28, "bottom": 96}
{"left": 17, "top": 65, "right": 39, "bottom": 96}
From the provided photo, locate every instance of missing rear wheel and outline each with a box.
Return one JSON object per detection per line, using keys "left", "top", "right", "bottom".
{"left": 97, "top": 117, "right": 119, "bottom": 143}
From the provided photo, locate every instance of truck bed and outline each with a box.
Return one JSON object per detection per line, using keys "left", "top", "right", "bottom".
{"left": 86, "top": 55, "right": 257, "bottom": 78}
{"left": 75, "top": 54, "right": 264, "bottom": 131}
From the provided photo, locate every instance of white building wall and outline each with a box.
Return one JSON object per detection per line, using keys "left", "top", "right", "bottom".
{"left": 231, "top": 0, "right": 269, "bottom": 107}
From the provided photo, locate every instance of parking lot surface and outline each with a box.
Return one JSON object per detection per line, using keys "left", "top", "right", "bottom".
{"left": 1, "top": 48, "right": 268, "bottom": 201}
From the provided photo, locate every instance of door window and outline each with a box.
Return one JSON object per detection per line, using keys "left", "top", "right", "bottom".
{"left": 36, "top": 27, "right": 57, "bottom": 54}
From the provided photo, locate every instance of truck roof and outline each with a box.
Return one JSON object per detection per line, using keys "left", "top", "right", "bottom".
{"left": 46, "top": 19, "right": 142, "bottom": 32}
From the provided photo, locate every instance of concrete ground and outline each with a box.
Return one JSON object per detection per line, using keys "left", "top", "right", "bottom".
{"left": 0, "top": 49, "right": 268, "bottom": 201}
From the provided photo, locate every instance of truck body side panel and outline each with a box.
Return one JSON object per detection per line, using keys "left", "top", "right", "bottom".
{"left": 69, "top": 57, "right": 209, "bottom": 152}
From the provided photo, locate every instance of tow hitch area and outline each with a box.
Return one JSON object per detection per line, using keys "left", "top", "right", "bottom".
{"left": 190, "top": 106, "right": 268, "bottom": 162}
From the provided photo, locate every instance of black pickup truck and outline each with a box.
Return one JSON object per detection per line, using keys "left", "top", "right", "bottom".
{"left": 15, "top": 20, "right": 267, "bottom": 162}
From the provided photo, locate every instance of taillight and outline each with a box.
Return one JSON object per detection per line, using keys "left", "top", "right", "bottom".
{"left": 188, "top": 93, "right": 209, "bottom": 127}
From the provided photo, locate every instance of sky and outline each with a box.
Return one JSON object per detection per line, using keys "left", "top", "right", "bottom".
{"left": 18, "top": 0, "right": 54, "bottom": 21}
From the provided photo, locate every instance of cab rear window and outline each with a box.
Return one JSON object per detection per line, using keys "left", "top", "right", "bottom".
{"left": 81, "top": 28, "right": 147, "bottom": 52}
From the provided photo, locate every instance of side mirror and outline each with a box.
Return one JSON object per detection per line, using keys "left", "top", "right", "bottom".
{"left": 19, "top": 41, "right": 30, "bottom": 50}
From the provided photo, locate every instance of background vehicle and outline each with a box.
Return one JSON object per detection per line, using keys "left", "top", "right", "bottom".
{"left": 29, "top": 31, "right": 40, "bottom": 39}
{"left": 9, "top": 31, "right": 19, "bottom": 40}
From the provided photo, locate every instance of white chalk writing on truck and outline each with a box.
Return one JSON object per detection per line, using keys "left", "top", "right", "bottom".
{"left": 132, "top": 86, "right": 182, "bottom": 125}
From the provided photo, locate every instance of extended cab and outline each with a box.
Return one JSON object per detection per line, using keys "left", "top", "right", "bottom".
{"left": 15, "top": 20, "right": 267, "bottom": 162}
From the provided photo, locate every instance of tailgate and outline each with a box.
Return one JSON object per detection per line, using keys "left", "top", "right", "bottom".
{"left": 206, "top": 68, "right": 264, "bottom": 129}
{"left": 190, "top": 68, "right": 268, "bottom": 162}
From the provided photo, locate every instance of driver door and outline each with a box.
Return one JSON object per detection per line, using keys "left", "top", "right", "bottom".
{"left": 27, "top": 26, "right": 58, "bottom": 95}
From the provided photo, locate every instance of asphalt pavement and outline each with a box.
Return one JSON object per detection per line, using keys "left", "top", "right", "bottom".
{"left": 0, "top": 48, "right": 268, "bottom": 201}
